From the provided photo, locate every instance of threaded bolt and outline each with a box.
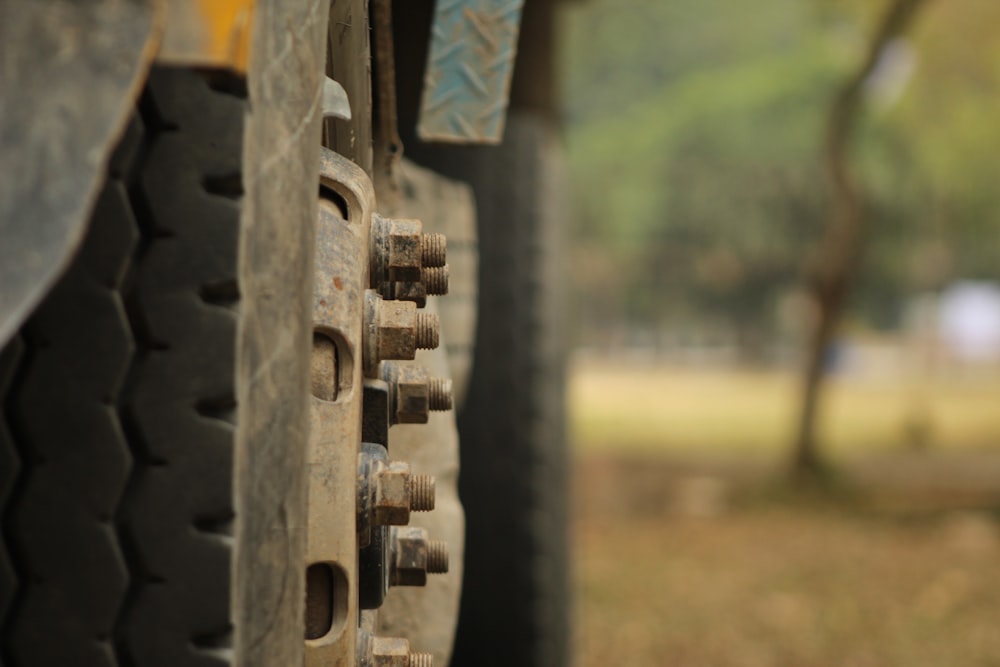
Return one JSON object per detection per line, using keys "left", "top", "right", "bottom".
{"left": 409, "top": 653, "right": 434, "bottom": 667}
{"left": 414, "top": 313, "right": 439, "bottom": 350}
{"left": 421, "top": 233, "right": 447, "bottom": 267}
{"left": 421, "top": 265, "right": 449, "bottom": 296}
{"left": 409, "top": 474, "right": 436, "bottom": 511}
{"left": 428, "top": 378, "right": 453, "bottom": 411}
{"left": 426, "top": 541, "right": 449, "bottom": 574}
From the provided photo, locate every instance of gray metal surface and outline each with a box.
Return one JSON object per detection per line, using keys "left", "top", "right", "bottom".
{"left": 324, "top": 77, "right": 353, "bottom": 120}
{"left": 234, "top": 0, "right": 330, "bottom": 664}
{"left": 324, "top": 0, "right": 373, "bottom": 173}
{"left": 0, "top": 0, "right": 161, "bottom": 347}
{"left": 417, "top": 0, "right": 525, "bottom": 143}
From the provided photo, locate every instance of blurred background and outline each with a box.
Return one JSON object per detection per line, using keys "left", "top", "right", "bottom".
{"left": 557, "top": 0, "right": 1000, "bottom": 664}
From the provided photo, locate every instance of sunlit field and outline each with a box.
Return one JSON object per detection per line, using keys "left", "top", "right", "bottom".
{"left": 570, "top": 356, "right": 1000, "bottom": 459}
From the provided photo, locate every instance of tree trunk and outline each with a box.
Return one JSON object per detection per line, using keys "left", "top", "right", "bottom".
{"left": 792, "top": 0, "right": 927, "bottom": 479}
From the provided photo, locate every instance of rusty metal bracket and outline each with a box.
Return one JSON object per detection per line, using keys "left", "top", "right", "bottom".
{"left": 305, "top": 148, "right": 375, "bottom": 667}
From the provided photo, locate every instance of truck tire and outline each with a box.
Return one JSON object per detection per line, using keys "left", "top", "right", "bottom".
{"left": 449, "top": 113, "right": 569, "bottom": 667}
{"left": 0, "top": 66, "right": 314, "bottom": 666}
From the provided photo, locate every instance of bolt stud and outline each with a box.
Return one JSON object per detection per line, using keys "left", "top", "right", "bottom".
{"left": 410, "top": 653, "right": 434, "bottom": 667}
{"left": 414, "top": 313, "right": 439, "bottom": 350}
{"left": 421, "top": 233, "right": 447, "bottom": 267}
{"left": 421, "top": 265, "right": 449, "bottom": 296}
{"left": 426, "top": 541, "right": 449, "bottom": 574}
{"left": 409, "top": 474, "right": 436, "bottom": 512}
{"left": 428, "top": 378, "right": 453, "bottom": 411}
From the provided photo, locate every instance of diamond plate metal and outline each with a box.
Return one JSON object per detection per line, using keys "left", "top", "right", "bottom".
{"left": 417, "top": 0, "right": 525, "bottom": 144}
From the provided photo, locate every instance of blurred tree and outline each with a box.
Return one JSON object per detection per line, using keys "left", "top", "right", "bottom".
{"left": 564, "top": 2, "right": 842, "bottom": 346}
{"left": 563, "top": 0, "right": 1000, "bottom": 375}
{"left": 792, "top": 0, "right": 928, "bottom": 478}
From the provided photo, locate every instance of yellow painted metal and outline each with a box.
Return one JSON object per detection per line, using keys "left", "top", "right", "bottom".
{"left": 157, "top": 0, "right": 254, "bottom": 72}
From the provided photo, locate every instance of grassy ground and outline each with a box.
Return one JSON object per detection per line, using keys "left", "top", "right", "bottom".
{"left": 570, "top": 359, "right": 1000, "bottom": 666}
{"left": 570, "top": 357, "right": 1000, "bottom": 458}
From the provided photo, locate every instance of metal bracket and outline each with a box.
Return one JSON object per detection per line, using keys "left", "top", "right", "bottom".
{"left": 417, "top": 0, "right": 526, "bottom": 144}
{"left": 305, "top": 148, "right": 374, "bottom": 666}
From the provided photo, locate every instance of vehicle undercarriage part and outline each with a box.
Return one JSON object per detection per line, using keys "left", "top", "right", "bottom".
{"left": 417, "top": 0, "right": 526, "bottom": 143}
{"left": 308, "top": 141, "right": 456, "bottom": 665}
{"left": 381, "top": 362, "right": 454, "bottom": 425}
{"left": 358, "top": 631, "right": 433, "bottom": 667}
{"left": 0, "top": 0, "right": 159, "bottom": 349}
{"left": 306, "top": 148, "right": 372, "bottom": 666}
{"left": 369, "top": 158, "right": 476, "bottom": 664}
{"left": 158, "top": 0, "right": 255, "bottom": 72}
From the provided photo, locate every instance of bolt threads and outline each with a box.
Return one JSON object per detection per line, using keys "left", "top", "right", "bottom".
{"left": 410, "top": 653, "right": 434, "bottom": 667}
{"left": 428, "top": 378, "right": 453, "bottom": 411}
{"left": 414, "top": 313, "right": 439, "bottom": 350}
{"left": 426, "top": 541, "right": 449, "bottom": 574}
{"left": 421, "top": 265, "right": 449, "bottom": 296}
{"left": 409, "top": 475, "right": 436, "bottom": 511}
{"left": 421, "top": 233, "right": 447, "bottom": 267}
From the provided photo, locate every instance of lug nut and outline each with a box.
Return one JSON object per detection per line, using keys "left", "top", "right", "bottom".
{"left": 390, "top": 526, "right": 450, "bottom": 587}
{"left": 421, "top": 233, "right": 447, "bottom": 267}
{"left": 371, "top": 216, "right": 449, "bottom": 295}
{"left": 372, "top": 216, "right": 444, "bottom": 287}
{"left": 371, "top": 460, "right": 437, "bottom": 526}
{"left": 381, "top": 363, "right": 454, "bottom": 424}
{"left": 421, "top": 265, "right": 449, "bottom": 296}
{"left": 392, "top": 281, "right": 427, "bottom": 308}
{"left": 365, "top": 291, "right": 441, "bottom": 372}
{"left": 360, "top": 634, "right": 434, "bottom": 667}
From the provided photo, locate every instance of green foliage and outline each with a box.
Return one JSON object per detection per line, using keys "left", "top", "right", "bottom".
{"left": 561, "top": 0, "right": 1000, "bottom": 340}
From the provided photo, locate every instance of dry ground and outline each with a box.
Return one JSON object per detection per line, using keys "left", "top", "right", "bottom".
{"left": 570, "top": 359, "right": 1000, "bottom": 666}
{"left": 570, "top": 357, "right": 1000, "bottom": 459}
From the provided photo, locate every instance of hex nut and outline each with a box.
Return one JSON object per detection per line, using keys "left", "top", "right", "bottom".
{"left": 391, "top": 526, "right": 428, "bottom": 587}
{"left": 383, "top": 364, "right": 426, "bottom": 424}
{"left": 371, "top": 637, "right": 411, "bottom": 667}
{"left": 392, "top": 281, "right": 427, "bottom": 308}
{"left": 373, "top": 460, "right": 412, "bottom": 526}
{"left": 386, "top": 218, "right": 423, "bottom": 282}
{"left": 360, "top": 633, "right": 434, "bottom": 667}
{"left": 393, "top": 365, "right": 430, "bottom": 424}
{"left": 377, "top": 299, "right": 418, "bottom": 361}
{"left": 381, "top": 364, "right": 454, "bottom": 424}
{"left": 390, "top": 526, "right": 449, "bottom": 587}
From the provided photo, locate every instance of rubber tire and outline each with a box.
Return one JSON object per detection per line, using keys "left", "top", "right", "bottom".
{"left": 448, "top": 113, "right": 570, "bottom": 667}
{"left": 0, "top": 68, "right": 267, "bottom": 667}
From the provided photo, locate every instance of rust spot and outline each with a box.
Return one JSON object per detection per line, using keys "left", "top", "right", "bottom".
{"left": 334, "top": 277, "right": 344, "bottom": 290}
{"left": 319, "top": 299, "right": 327, "bottom": 306}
